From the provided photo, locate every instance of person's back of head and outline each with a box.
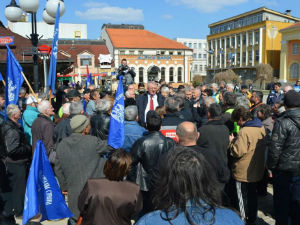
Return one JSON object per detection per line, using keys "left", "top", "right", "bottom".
{"left": 125, "top": 105, "right": 138, "bottom": 121}
{"left": 146, "top": 111, "right": 162, "bottom": 132}
{"left": 236, "top": 93, "right": 250, "bottom": 110}
{"left": 208, "top": 103, "right": 222, "bottom": 120}
{"left": 95, "top": 99, "right": 111, "bottom": 114}
{"left": 176, "top": 122, "right": 198, "bottom": 145}
{"left": 223, "top": 92, "right": 237, "bottom": 107}
{"left": 253, "top": 90, "right": 263, "bottom": 103}
{"left": 152, "top": 146, "right": 222, "bottom": 224}
{"left": 257, "top": 104, "right": 272, "bottom": 121}
{"left": 174, "top": 96, "right": 185, "bottom": 109}
{"left": 70, "top": 101, "right": 84, "bottom": 115}
{"left": 231, "top": 106, "right": 253, "bottom": 123}
{"left": 164, "top": 97, "right": 179, "bottom": 114}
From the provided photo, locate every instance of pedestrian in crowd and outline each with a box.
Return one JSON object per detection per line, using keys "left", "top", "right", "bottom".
{"left": 267, "top": 82, "right": 284, "bottom": 107}
{"left": 185, "top": 86, "right": 193, "bottom": 104}
{"left": 293, "top": 79, "right": 300, "bottom": 92}
{"left": 211, "top": 83, "right": 220, "bottom": 103}
{"left": 176, "top": 122, "right": 230, "bottom": 186}
{"left": 272, "top": 101, "right": 285, "bottom": 119}
{"left": 155, "top": 106, "right": 166, "bottom": 119}
{"left": 236, "top": 93, "right": 250, "bottom": 110}
{"left": 78, "top": 149, "right": 143, "bottom": 225}
{"left": 174, "top": 94, "right": 194, "bottom": 122}
{"left": 219, "top": 81, "right": 226, "bottom": 91}
{"left": 122, "top": 105, "right": 146, "bottom": 152}
{"left": 283, "top": 85, "right": 293, "bottom": 94}
{"left": 82, "top": 89, "right": 91, "bottom": 113}
{"left": 0, "top": 93, "right": 5, "bottom": 126}
{"left": 55, "top": 115, "right": 109, "bottom": 225}
{"left": 204, "top": 96, "right": 216, "bottom": 108}
{"left": 202, "top": 88, "right": 213, "bottom": 99}
{"left": 18, "top": 87, "right": 27, "bottom": 112}
{"left": 137, "top": 83, "right": 146, "bottom": 95}
{"left": 268, "top": 90, "right": 300, "bottom": 225}
{"left": 160, "top": 86, "right": 169, "bottom": 98}
{"left": 197, "top": 103, "right": 230, "bottom": 170}
{"left": 161, "top": 97, "right": 186, "bottom": 140}
{"left": 249, "top": 90, "right": 264, "bottom": 117}
{"left": 53, "top": 86, "right": 68, "bottom": 114}
{"left": 136, "top": 146, "right": 243, "bottom": 225}
{"left": 229, "top": 106, "right": 267, "bottom": 225}
{"left": 241, "top": 84, "right": 252, "bottom": 102}
{"left": 86, "top": 89, "right": 100, "bottom": 116}
{"left": 137, "top": 81, "right": 164, "bottom": 126}
{"left": 226, "top": 83, "right": 235, "bottom": 93}
{"left": 31, "top": 100, "right": 55, "bottom": 155}
{"left": 90, "top": 99, "right": 111, "bottom": 141}
{"left": 55, "top": 102, "right": 71, "bottom": 124}
{"left": 191, "top": 87, "right": 207, "bottom": 127}
{"left": 22, "top": 95, "right": 39, "bottom": 144}
{"left": 53, "top": 101, "right": 83, "bottom": 144}
{"left": 0, "top": 104, "right": 31, "bottom": 225}
{"left": 221, "top": 91, "right": 238, "bottom": 134}
{"left": 127, "top": 111, "right": 175, "bottom": 216}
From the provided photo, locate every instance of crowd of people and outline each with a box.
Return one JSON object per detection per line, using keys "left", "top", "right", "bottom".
{"left": 0, "top": 78, "right": 299, "bottom": 225}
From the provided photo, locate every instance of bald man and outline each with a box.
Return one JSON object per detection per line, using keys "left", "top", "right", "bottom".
{"left": 176, "top": 122, "right": 230, "bottom": 186}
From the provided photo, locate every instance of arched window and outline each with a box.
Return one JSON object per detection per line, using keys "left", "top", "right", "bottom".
{"left": 139, "top": 67, "right": 144, "bottom": 83}
{"left": 290, "top": 63, "right": 299, "bottom": 79}
{"left": 178, "top": 67, "right": 182, "bottom": 82}
{"left": 161, "top": 67, "right": 166, "bottom": 81}
{"left": 169, "top": 67, "right": 174, "bottom": 82}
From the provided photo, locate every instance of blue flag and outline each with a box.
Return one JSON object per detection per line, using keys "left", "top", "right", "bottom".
{"left": 89, "top": 73, "right": 94, "bottom": 85}
{"left": 5, "top": 45, "right": 24, "bottom": 108}
{"left": 108, "top": 76, "right": 125, "bottom": 149}
{"left": 0, "top": 71, "right": 3, "bottom": 81}
{"left": 48, "top": 3, "right": 60, "bottom": 93}
{"left": 23, "top": 140, "right": 73, "bottom": 225}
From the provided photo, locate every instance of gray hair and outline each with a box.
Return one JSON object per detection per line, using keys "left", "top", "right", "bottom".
{"left": 95, "top": 99, "right": 111, "bottom": 113}
{"left": 211, "top": 83, "right": 218, "bottom": 89}
{"left": 125, "top": 105, "right": 138, "bottom": 121}
{"left": 38, "top": 92, "right": 48, "bottom": 100}
{"left": 236, "top": 94, "right": 250, "bottom": 110}
{"left": 6, "top": 104, "right": 20, "bottom": 119}
{"left": 184, "top": 87, "right": 193, "bottom": 92}
{"left": 62, "top": 103, "right": 71, "bottom": 115}
{"left": 37, "top": 100, "right": 51, "bottom": 114}
{"left": 164, "top": 97, "right": 179, "bottom": 113}
{"left": 227, "top": 83, "right": 234, "bottom": 90}
{"left": 70, "top": 102, "right": 83, "bottom": 115}
{"left": 147, "top": 81, "right": 157, "bottom": 89}
{"left": 204, "top": 97, "right": 215, "bottom": 107}
{"left": 161, "top": 86, "right": 169, "bottom": 93}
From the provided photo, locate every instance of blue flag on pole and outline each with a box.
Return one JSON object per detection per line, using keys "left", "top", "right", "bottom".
{"left": 0, "top": 71, "right": 3, "bottom": 81}
{"left": 5, "top": 45, "right": 24, "bottom": 108}
{"left": 48, "top": 3, "right": 60, "bottom": 93}
{"left": 108, "top": 76, "right": 125, "bottom": 149}
{"left": 23, "top": 140, "right": 73, "bottom": 225}
{"left": 89, "top": 73, "right": 94, "bottom": 85}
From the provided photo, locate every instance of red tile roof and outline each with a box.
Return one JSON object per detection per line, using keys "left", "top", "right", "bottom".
{"left": 106, "top": 28, "right": 190, "bottom": 50}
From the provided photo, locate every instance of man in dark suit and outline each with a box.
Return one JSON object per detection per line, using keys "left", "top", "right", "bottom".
{"left": 137, "top": 81, "right": 164, "bottom": 126}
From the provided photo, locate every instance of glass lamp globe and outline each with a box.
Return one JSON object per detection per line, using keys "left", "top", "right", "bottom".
{"left": 5, "top": 1, "right": 23, "bottom": 22}
{"left": 19, "top": 0, "right": 40, "bottom": 13}
{"left": 43, "top": 9, "right": 55, "bottom": 24}
{"left": 46, "top": 0, "right": 65, "bottom": 18}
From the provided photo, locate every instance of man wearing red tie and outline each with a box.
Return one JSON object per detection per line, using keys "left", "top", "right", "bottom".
{"left": 137, "top": 81, "right": 165, "bottom": 126}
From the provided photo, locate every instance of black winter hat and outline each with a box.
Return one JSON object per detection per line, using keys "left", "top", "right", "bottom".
{"left": 284, "top": 90, "right": 300, "bottom": 108}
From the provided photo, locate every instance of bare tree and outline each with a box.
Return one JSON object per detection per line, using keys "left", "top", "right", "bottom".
{"left": 192, "top": 75, "right": 203, "bottom": 87}
{"left": 213, "top": 69, "right": 241, "bottom": 84}
{"left": 256, "top": 63, "right": 273, "bottom": 89}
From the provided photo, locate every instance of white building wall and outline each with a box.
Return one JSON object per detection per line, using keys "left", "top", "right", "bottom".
{"left": 8, "top": 22, "right": 87, "bottom": 39}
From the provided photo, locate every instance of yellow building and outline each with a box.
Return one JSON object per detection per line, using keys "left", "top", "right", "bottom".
{"left": 279, "top": 22, "right": 300, "bottom": 82}
{"left": 206, "top": 7, "right": 300, "bottom": 81}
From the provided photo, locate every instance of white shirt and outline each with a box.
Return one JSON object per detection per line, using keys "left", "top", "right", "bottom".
{"left": 144, "top": 94, "right": 159, "bottom": 122}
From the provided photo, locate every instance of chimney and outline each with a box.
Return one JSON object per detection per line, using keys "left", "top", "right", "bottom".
{"left": 285, "top": 10, "right": 291, "bottom": 16}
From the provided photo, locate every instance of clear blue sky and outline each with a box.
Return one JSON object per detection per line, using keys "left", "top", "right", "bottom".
{"left": 1, "top": 0, "right": 299, "bottom": 40}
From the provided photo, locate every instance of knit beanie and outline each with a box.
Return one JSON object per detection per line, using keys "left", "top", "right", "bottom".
{"left": 70, "top": 115, "right": 89, "bottom": 133}
{"left": 284, "top": 90, "right": 300, "bottom": 108}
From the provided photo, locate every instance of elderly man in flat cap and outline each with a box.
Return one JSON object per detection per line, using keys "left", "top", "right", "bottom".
{"left": 54, "top": 115, "right": 110, "bottom": 225}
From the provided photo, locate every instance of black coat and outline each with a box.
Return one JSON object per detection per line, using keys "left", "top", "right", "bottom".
{"left": 53, "top": 115, "right": 73, "bottom": 144}
{"left": 197, "top": 119, "right": 230, "bottom": 167}
{"left": 1, "top": 119, "right": 31, "bottom": 162}
{"left": 127, "top": 131, "right": 175, "bottom": 192}
{"left": 191, "top": 98, "right": 207, "bottom": 128}
{"left": 268, "top": 108, "right": 300, "bottom": 175}
{"left": 162, "top": 112, "right": 186, "bottom": 127}
{"left": 90, "top": 112, "right": 110, "bottom": 141}
{"left": 137, "top": 93, "right": 164, "bottom": 125}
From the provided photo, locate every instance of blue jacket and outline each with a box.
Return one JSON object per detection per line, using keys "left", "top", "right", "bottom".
{"left": 122, "top": 120, "right": 146, "bottom": 152}
{"left": 86, "top": 100, "right": 96, "bottom": 116}
{"left": 22, "top": 105, "right": 39, "bottom": 144}
{"left": 267, "top": 90, "right": 284, "bottom": 106}
{"left": 136, "top": 206, "right": 244, "bottom": 225}
{"left": 294, "top": 85, "right": 300, "bottom": 93}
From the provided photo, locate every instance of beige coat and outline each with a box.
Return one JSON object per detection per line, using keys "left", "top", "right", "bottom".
{"left": 230, "top": 126, "right": 266, "bottom": 183}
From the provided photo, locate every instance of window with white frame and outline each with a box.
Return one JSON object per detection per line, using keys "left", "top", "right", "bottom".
{"left": 178, "top": 67, "right": 182, "bottom": 82}
{"left": 80, "top": 54, "right": 92, "bottom": 66}
{"left": 292, "top": 43, "right": 299, "bottom": 55}
{"left": 290, "top": 63, "right": 299, "bottom": 79}
{"left": 169, "top": 67, "right": 174, "bottom": 82}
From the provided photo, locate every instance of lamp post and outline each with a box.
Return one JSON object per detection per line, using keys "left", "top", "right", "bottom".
{"left": 5, "top": 0, "right": 65, "bottom": 93}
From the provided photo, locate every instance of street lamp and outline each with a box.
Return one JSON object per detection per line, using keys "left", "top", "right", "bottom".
{"left": 4, "top": 0, "right": 65, "bottom": 92}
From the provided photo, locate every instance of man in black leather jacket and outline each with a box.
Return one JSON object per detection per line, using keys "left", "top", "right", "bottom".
{"left": 117, "top": 58, "right": 136, "bottom": 90}
{"left": 0, "top": 104, "right": 31, "bottom": 225}
{"left": 127, "top": 111, "right": 175, "bottom": 216}
{"left": 268, "top": 90, "right": 300, "bottom": 225}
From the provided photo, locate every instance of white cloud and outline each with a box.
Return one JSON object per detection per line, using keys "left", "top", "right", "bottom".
{"left": 165, "top": 0, "right": 248, "bottom": 13}
{"left": 162, "top": 14, "right": 173, "bottom": 19}
{"left": 83, "top": 1, "right": 108, "bottom": 8}
{"left": 75, "top": 6, "right": 144, "bottom": 22}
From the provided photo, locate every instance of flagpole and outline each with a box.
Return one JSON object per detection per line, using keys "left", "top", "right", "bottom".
{"left": 21, "top": 72, "right": 39, "bottom": 102}
{"left": 1, "top": 80, "right": 5, "bottom": 87}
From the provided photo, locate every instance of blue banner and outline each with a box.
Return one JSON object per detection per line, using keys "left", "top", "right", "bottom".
{"left": 48, "top": 3, "right": 60, "bottom": 93}
{"left": 5, "top": 45, "right": 24, "bottom": 108}
{"left": 108, "top": 76, "right": 125, "bottom": 149}
{"left": 23, "top": 140, "right": 73, "bottom": 225}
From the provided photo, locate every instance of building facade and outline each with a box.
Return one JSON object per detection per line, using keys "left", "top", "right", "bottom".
{"left": 101, "top": 24, "right": 193, "bottom": 84}
{"left": 206, "top": 7, "right": 300, "bottom": 82}
{"left": 279, "top": 22, "right": 300, "bottom": 82}
{"left": 175, "top": 38, "right": 208, "bottom": 79}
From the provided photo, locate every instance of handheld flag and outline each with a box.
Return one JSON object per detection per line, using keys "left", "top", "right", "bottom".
{"left": 108, "top": 76, "right": 125, "bottom": 149}
{"left": 48, "top": 3, "right": 60, "bottom": 93}
{"left": 89, "top": 73, "right": 94, "bottom": 85}
{"left": 5, "top": 45, "right": 24, "bottom": 107}
{"left": 23, "top": 140, "right": 73, "bottom": 225}
{"left": 0, "top": 71, "right": 3, "bottom": 81}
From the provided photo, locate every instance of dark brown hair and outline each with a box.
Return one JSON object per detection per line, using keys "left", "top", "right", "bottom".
{"left": 103, "top": 149, "right": 132, "bottom": 181}
{"left": 231, "top": 106, "right": 252, "bottom": 122}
